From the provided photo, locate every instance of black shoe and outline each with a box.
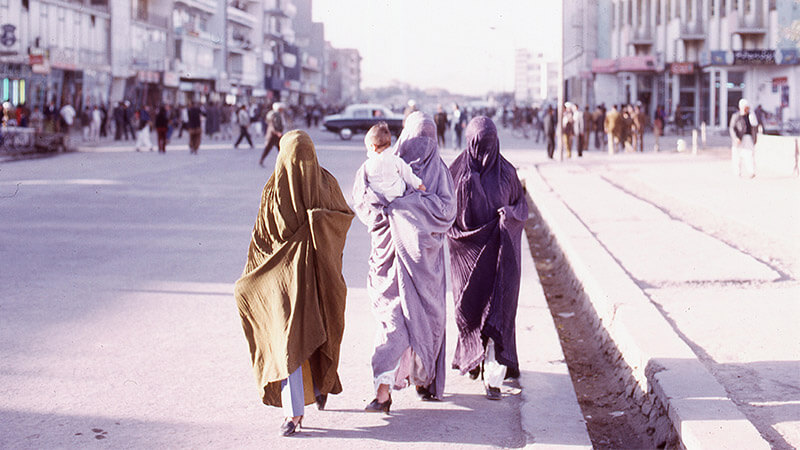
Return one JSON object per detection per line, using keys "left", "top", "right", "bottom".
{"left": 468, "top": 367, "right": 481, "bottom": 380}
{"left": 486, "top": 386, "right": 502, "bottom": 400}
{"left": 365, "top": 396, "right": 391, "bottom": 413}
{"left": 505, "top": 366, "right": 520, "bottom": 380}
{"left": 415, "top": 385, "right": 438, "bottom": 401}
{"left": 279, "top": 417, "right": 301, "bottom": 436}
{"left": 315, "top": 393, "right": 327, "bottom": 410}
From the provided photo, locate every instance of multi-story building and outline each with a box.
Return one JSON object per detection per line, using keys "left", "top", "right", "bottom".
{"left": 514, "top": 49, "right": 560, "bottom": 105}
{"left": 1, "top": 0, "right": 350, "bottom": 114}
{"left": 293, "top": 0, "right": 324, "bottom": 106}
{"left": 263, "top": 0, "right": 299, "bottom": 103}
{"left": 1, "top": 0, "right": 112, "bottom": 111}
{"left": 117, "top": 0, "right": 172, "bottom": 108}
{"left": 226, "top": 0, "right": 263, "bottom": 104}
{"left": 563, "top": 0, "right": 599, "bottom": 108}
{"left": 172, "top": 0, "right": 225, "bottom": 105}
{"left": 325, "top": 45, "right": 361, "bottom": 106}
{"left": 587, "top": 0, "right": 800, "bottom": 129}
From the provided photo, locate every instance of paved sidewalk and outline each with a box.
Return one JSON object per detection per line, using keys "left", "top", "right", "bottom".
{"left": 502, "top": 130, "right": 800, "bottom": 449}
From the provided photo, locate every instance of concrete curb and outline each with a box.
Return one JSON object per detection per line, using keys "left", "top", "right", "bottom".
{"left": 517, "top": 234, "right": 593, "bottom": 448}
{"left": 518, "top": 166, "right": 771, "bottom": 450}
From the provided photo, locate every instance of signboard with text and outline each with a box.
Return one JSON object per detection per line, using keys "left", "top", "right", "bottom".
{"left": 733, "top": 50, "right": 775, "bottom": 65}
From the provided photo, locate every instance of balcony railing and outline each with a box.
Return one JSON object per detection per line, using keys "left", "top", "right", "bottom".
{"left": 227, "top": 5, "right": 257, "bottom": 28}
{"left": 133, "top": 11, "right": 169, "bottom": 29}
{"left": 174, "top": 0, "right": 217, "bottom": 14}
{"left": 630, "top": 27, "right": 654, "bottom": 45}
{"left": 679, "top": 22, "right": 706, "bottom": 40}
{"left": 228, "top": 37, "right": 255, "bottom": 51}
{"left": 728, "top": 11, "right": 767, "bottom": 35}
{"left": 48, "top": 47, "right": 110, "bottom": 69}
{"left": 264, "top": 7, "right": 289, "bottom": 17}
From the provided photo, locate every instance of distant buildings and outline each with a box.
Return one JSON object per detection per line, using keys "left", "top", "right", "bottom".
{"left": 0, "top": 0, "right": 361, "bottom": 112}
{"left": 564, "top": 0, "right": 800, "bottom": 129}
{"left": 514, "top": 49, "right": 558, "bottom": 105}
{"left": 325, "top": 45, "right": 362, "bottom": 106}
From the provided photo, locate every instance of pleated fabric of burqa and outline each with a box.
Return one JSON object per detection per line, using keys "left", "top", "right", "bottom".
{"left": 235, "top": 130, "right": 354, "bottom": 407}
{"left": 447, "top": 116, "right": 529, "bottom": 375}
{"left": 352, "top": 111, "right": 456, "bottom": 399}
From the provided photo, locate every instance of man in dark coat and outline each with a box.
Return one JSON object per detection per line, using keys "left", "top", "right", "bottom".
{"left": 543, "top": 106, "right": 556, "bottom": 159}
{"left": 434, "top": 104, "right": 449, "bottom": 147}
{"left": 187, "top": 101, "right": 203, "bottom": 154}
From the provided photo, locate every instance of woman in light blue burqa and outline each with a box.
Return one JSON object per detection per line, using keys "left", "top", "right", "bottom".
{"left": 352, "top": 111, "right": 456, "bottom": 412}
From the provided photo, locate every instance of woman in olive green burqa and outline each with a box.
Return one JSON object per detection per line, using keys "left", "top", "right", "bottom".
{"left": 234, "top": 130, "right": 354, "bottom": 436}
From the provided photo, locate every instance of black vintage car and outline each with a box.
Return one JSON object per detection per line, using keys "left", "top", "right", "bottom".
{"left": 322, "top": 104, "right": 404, "bottom": 140}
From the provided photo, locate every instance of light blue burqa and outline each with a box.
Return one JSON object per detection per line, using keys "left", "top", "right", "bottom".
{"left": 352, "top": 112, "right": 456, "bottom": 399}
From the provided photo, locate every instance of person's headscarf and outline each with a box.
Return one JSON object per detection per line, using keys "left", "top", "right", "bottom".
{"left": 351, "top": 111, "right": 456, "bottom": 399}
{"left": 447, "top": 116, "right": 529, "bottom": 374}
{"left": 235, "top": 130, "right": 354, "bottom": 407}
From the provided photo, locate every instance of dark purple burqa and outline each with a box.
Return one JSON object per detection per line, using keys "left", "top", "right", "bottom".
{"left": 447, "top": 116, "right": 529, "bottom": 374}
{"left": 353, "top": 111, "right": 456, "bottom": 399}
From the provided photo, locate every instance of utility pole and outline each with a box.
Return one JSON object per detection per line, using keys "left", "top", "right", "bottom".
{"left": 558, "top": 0, "right": 565, "bottom": 161}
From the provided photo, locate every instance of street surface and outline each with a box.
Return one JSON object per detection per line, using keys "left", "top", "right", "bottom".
{"left": 2, "top": 123, "right": 798, "bottom": 448}
{"left": 0, "top": 126, "right": 589, "bottom": 448}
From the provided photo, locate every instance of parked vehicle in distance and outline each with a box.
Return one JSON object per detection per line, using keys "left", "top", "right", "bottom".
{"left": 322, "top": 104, "right": 404, "bottom": 140}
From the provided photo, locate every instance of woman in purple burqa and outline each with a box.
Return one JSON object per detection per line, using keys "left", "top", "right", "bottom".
{"left": 352, "top": 111, "right": 456, "bottom": 411}
{"left": 447, "top": 116, "right": 529, "bottom": 400}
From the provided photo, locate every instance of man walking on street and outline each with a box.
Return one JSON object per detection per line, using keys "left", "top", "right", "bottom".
{"left": 187, "top": 101, "right": 203, "bottom": 155}
{"left": 434, "top": 104, "right": 448, "bottom": 147}
{"left": 123, "top": 101, "right": 135, "bottom": 141}
{"left": 561, "top": 103, "right": 575, "bottom": 158}
{"left": 543, "top": 106, "right": 556, "bottom": 159}
{"left": 604, "top": 104, "right": 621, "bottom": 155}
{"left": 572, "top": 103, "right": 585, "bottom": 157}
{"left": 593, "top": 104, "right": 606, "bottom": 149}
{"left": 234, "top": 105, "right": 254, "bottom": 148}
{"left": 259, "top": 102, "right": 286, "bottom": 166}
{"left": 729, "top": 98, "right": 758, "bottom": 178}
{"left": 633, "top": 103, "right": 647, "bottom": 152}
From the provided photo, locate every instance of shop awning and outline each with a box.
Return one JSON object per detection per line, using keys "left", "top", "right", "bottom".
{"left": 592, "top": 55, "right": 656, "bottom": 74}
{"left": 591, "top": 58, "right": 617, "bottom": 74}
{"left": 617, "top": 55, "right": 656, "bottom": 72}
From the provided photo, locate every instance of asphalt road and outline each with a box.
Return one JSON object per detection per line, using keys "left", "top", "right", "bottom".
{"left": 0, "top": 128, "right": 544, "bottom": 449}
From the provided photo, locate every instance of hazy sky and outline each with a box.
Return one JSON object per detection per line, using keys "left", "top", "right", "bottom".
{"left": 312, "top": 0, "right": 562, "bottom": 96}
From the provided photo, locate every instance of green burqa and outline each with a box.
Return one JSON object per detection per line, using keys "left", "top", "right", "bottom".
{"left": 234, "top": 130, "right": 354, "bottom": 406}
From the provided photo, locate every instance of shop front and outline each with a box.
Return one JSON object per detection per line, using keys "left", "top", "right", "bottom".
{"left": 177, "top": 78, "right": 215, "bottom": 105}
{"left": 702, "top": 49, "right": 800, "bottom": 130}
{"left": 590, "top": 55, "right": 656, "bottom": 113}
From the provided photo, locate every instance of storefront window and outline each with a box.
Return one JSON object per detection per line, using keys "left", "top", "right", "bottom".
{"left": 727, "top": 71, "right": 745, "bottom": 124}
{"left": 728, "top": 71, "right": 745, "bottom": 89}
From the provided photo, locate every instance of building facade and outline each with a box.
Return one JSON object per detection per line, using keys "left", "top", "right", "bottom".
{"left": 1, "top": 0, "right": 350, "bottom": 115}
{"left": 514, "top": 49, "right": 560, "bottom": 105}
{"left": 1, "top": 0, "right": 112, "bottom": 112}
{"left": 324, "top": 44, "right": 361, "bottom": 106}
{"left": 583, "top": 0, "right": 800, "bottom": 129}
